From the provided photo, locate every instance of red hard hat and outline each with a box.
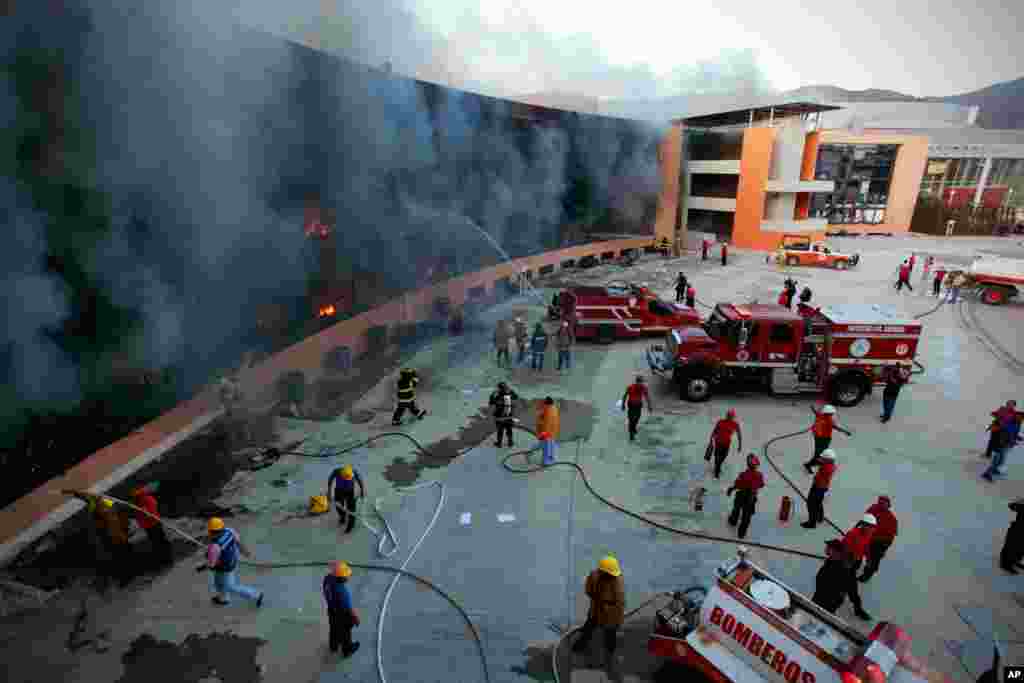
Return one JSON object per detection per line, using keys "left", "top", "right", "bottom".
{"left": 726, "top": 409, "right": 736, "bottom": 419}
{"left": 878, "top": 495, "right": 891, "bottom": 506}
{"left": 538, "top": 431, "right": 551, "bottom": 440}
{"left": 747, "top": 454, "right": 760, "bottom": 467}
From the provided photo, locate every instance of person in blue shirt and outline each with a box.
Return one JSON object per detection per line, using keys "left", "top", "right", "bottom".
{"left": 328, "top": 465, "right": 366, "bottom": 533}
{"left": 323, "top": 561, "right": 361, "bottom": 657}
{"left": 530, "top": 323, "right": 548, "bottom": 371}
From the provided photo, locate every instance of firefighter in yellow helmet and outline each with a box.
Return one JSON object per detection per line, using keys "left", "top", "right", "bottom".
{"left": 327, "top": 465, "right": 366, "bottom": 534}
{"left": 392, "top": 369, "right": 426, "bottom": 426}
{"left": 572, "top": 555, "right": 626, "bottom": 668}
{"left": 323, "top": 561, "right": 361, "bottom": 657}
{"left": 198, "top": 517, "right": 264, "bottom": 607}
{"left": 67, "top": 491, "right": 134, "bottom": 589}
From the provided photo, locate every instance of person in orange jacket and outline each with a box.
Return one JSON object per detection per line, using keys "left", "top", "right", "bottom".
{"left": 804, "top": 405, "right": 849, "bottom": 473}
{"left": 801, "top": 449, "right": 837, "bottom": 529}
{"left": 840, "top": 514, "right": 876, "bottom": 620}
{"left": 537, "top": 397, "right": 560, "bottom": 465}
{"left": 727, "top": 454, "right": 765, "bottom": 539}
{"left": 859, "top": 496, "right": 898, "bottom": 582}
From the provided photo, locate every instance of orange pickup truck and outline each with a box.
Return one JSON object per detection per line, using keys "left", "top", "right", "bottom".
{"left": 772, "top": 234, "right": 860, "bottom": 270}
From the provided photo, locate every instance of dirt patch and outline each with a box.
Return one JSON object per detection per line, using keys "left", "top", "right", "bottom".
{"left": 301, "top": 347, "right": 403, "bottom": 421}
{"left": 381, "top": 398, "right": 598, "bottom": 486}
{"left": 115, "top": 632, "right": 266, "bottom": 683}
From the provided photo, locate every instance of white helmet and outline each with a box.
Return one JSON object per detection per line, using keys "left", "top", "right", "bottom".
{"left": 819, "top": 448, "right": 836, "bottom": 461}
{"left": 860, "top": 513, "right": 877, "bottom": 526}
{"left": 822, "top": 405, "right": 837, "bottom": 415}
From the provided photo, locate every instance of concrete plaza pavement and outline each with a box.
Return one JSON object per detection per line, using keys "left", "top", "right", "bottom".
{"left": 4, "top": 235, "right": 1024, "bottom": 683}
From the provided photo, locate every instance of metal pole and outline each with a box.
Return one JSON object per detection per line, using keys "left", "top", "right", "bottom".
{"left": 748, "top": 110, "right": 754, "bottom": 128}
{"left": 769, "top": 106, "right": 775, "bottom": 127}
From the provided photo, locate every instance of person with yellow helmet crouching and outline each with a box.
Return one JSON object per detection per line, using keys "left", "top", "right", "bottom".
{"left": 571, "top": 555, "right": 626, "bottom": 670}
{"left": 323, "top": 560, "right": 361, "bottom": 657}
{"left": 198, "top": 517, "right": 263, "bottom": 608}
{"left": 328, "top": 464, "right": 366, "bottom": 534}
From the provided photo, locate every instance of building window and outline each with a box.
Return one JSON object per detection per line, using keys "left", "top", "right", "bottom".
{"left": 810, "top": 144, "right": 898, "bottom": 224}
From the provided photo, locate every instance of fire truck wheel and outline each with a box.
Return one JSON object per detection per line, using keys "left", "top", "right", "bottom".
{"left": 786, "top": 256, "right": 799, "bottom": 267}
{"left": 829, "top": 373, "right": 868, "bottom": 407}
{"left": 680, "top": 373, "right": 713, "bottom": 402}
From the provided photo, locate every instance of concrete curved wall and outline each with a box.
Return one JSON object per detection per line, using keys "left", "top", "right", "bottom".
{"left": 0, "top": 237, "right": 652, "bottom": 566}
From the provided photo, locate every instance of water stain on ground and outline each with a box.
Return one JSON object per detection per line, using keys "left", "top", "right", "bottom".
{"left": 115, "top": 632, "right": 266, "bottom": 683}
{"left": 382, "top": 398, "right": 598, "bottom": 486}
{"left": 510, "top": 643, "right": 556, "bottom": 681}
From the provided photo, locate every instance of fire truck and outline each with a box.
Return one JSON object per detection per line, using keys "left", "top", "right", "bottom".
{"left": 967, "top": 252, "right": 1024, "bottom": 305}
{"left": 647, "top": 303, "right": 921, "bottom": 406}
{"left": 559, "top": 283, "right": 701, "bottom": 342}
{"left": 649, "top": 550, "right": 954, "bottom": 683}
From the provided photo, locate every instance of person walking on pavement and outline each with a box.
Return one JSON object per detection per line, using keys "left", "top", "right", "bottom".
{"left": 131, "top": 486, "right": 173, "bottom": 567}
{"left": 514, "top": 317, "right": 529, "bottom": 365}
{"left": 720, "top": 240, "right": 729, "bottom": 266}
{"left": 537, "top": 397, "right": 560, "bottom": 465}
{"left": 328, "top": 465, "right": 366, "bottom": 534}
{"left": 392, "top": 369, "right": 426, "bottom": 425}
{"left": 701, "top": 238, "right": 710, "bottom": 261}
{"left": 880, "top": 366, "right": 909, "bottom": 423}
{"left": 932, "top": 266, "right": 947, "bottom": 297}
{"left": 556, "top": 320, "right": 574, "bottom": 371}
{"left": 999, "top": 499, "right": 1024, "bottom": 574}
{"left": 804, "top": 405, "right": 845, "bottom": 473}
{"left": 675, "top": 273, "right": 688, "bottom": 302}
{"left": 947, "top": 271, "right": 967, "bottom": 304}
{"left": 984, "top": 400, "right": 1019, "bottom": 458}
{"left": 530, "top": 323, "right": 548, "bottom": 371}
{"left": 908, "top": 254, "right": 916, "bottom": 276}
{"left": 839, "top": 515, "right": 876, "bottom": 620}
{"left": 859, "top": 496, "right": 898, "bottom": 583}
{"left": 490, "top": 381, "right": 519, "bottom": 448}
{"left": 572, "top": 555, "right": 626, "bottom": 670}
{"left": 727, "top": 454, "right": 765, "bottom": 539}
{"left": 982, "top": 407, "right": 1021, "bottom": 481}
{"left": 199, "top": 518, "right": 263, "bottom": 607}
{"left": 895, "top": 260, "right": 913, "bottom": 292}
{"left": 685, "top": 285, "right": 696, "bottom": 309}
{"left": 622, "top": 376, "right": 654, "bottom": 442}
{"left": 921, "top": 255, "right": 933, "bottom": 285}
{"left": 494, "top": 320, "right": 512, "bottom": 367}
{"left": 707, "top": 409, "right": 743, "bottom": 479}
{"left": 801, "top": 449, "right": 837, "bottom": 529}
{"left": 323, "top": 561, "right": 361, "bottom": 657}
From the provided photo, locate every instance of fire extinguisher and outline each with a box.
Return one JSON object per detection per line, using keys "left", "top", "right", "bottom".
{"left": 690, "top": 487, "right": 706, "bottom": 512}
{"left": 778, "top": 495, "right": 792, "bottom": 524}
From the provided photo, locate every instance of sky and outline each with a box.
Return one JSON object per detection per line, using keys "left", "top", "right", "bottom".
{"left": 226, "top": 0, "right": 1023, "bottom": 100}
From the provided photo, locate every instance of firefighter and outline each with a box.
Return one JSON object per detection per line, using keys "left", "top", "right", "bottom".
{"left": 622, "top": 376, "right": 654, "bottom": 442}
{"left": 198, "top": 518, "right": 264, "bottom": 607}
{"left": 859, "top": 496, "right": 898, "bottom": 582}
{"left": 812, "top": 540, "right": 852, "bottom": 615}
{"left": 323, "top": 561, "right": 361, "bottom": 657}
{"left": 131, "top": 486, "right": 173, "bottom": 567}
{"left": 494, "top": 320, "right": 512, "bottom": 367}
{"left": 804, "top": 404, "right": 843, "bottom": 473}
{"left": 801, "top": 449, "right": 837, "bottom": 529}
{"left": 701, "top": 238, "right": 710, "bottom": 261}
{"left": 932, "top": 266, "right": 947, "bottom": 297}
{"left": 685, "top": 285, "right": 696, "bottom": 309}
{"left": 840, "top": 514, "right": 875, "bottom": 620}
{"left": 537, "top": 397, "right": 560, "bottom": 465}
{"left": 530, "top": 323, "right": 548, "bottom": 371}
{"left": 720, "top": 240, "right": 729, "bottom": 266}
{"left": 572, "top": 555, "right": 626, "bottom": 667}
{"left": 675, "top": 273, "right": 688, "bottom": 302}
{"left": 880, "top": 365, "right": 909, "bottom": 423}
{"left": 514, "top": 317, "right": 529, "bottom": 364}
{"left": 556, "top": 320, "right": 574, "bottom": 371}
{"left": 490, "top": 381, "right": 519, "bottom": 448}
{"left": 706, "top": 409, "right": 742, "bottom": 479}
{"left": 999, "top": 499, "right": 1024, "bottom": 574}
{"left": 391, "top": 369, "right": 426, "bottom": 425}
{"left": 727, "top": 454, "right": 765, "bottom": 539}
{"left": 895, "top": 260, "right": 913, "bottom": 292}
{"left": 328, "top": 465, "right": 366, "bottom": 534}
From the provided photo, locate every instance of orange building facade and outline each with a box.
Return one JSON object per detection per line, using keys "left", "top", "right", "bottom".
{"left": 660, "top": 106, "right": 930, "bottom": 251}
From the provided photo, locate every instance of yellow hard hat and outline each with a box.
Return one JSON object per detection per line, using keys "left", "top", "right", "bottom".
{"left": 598, "top": 555, "right": 622, "bottom": 577}
{"left": 334, "top": 560, "right": 352, "bottom": 578}
{"left": 341, "top": 465, "right": 354, "bottom": 480}
{"left": 100, "top": 497, "right": 114, "bottom": 509}
{"left": 208, "top": 517, "right": 225, "bottom": 533}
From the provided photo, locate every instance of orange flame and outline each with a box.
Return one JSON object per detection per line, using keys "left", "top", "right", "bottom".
{"left": 318, "top": 304, "right": 337, "bottom": 318}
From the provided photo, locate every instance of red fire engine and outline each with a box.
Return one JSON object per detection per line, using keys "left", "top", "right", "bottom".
{"left": 649, "top": 551, "right": 954, "bottom": 683}
{"left": 647, "top": 303, "right": 921, "bottom": 406}
{"left": 559, "top": 283, "right": 701, "bottom": 342}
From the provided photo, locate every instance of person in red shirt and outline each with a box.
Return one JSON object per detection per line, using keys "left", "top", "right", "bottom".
{"left": 685, "top": 285, "right": 696, "bottom": 308}
{"left": 932, "top": 267, "right": 946, "bottom": 297}
{"left": 622, "top": 376, "right": 654, "bottom": 442}
{"left": 727, "top": 454, "right": 765, "bottom": 539}
{"left": 895, "top": 260, "right": 913, "bottom": 292}
{"left": 706, "top": 409, "right": 742, "bottom": 479}
{"left": 720, "top": 240, "right": 729, "bottom": 266}
{"left": 908, "top": 254, "right": 916, "bottom": 274}
{"left": 839, "top": 514, "right": 876, "bottom": 620}
{"left": 859, "top": 496, "right": 898, "bottom": 582}
{"left": 701, "top": 239, "right": 710, "bottom": 261}
{"left": 132, "top": 486, "right": 173, "bottom": 567}
{"left": 801, "top": 449, "right": 836, "bottom": 529}
{"left": 803, "top": 404, "right": 848, "bottom": 473}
